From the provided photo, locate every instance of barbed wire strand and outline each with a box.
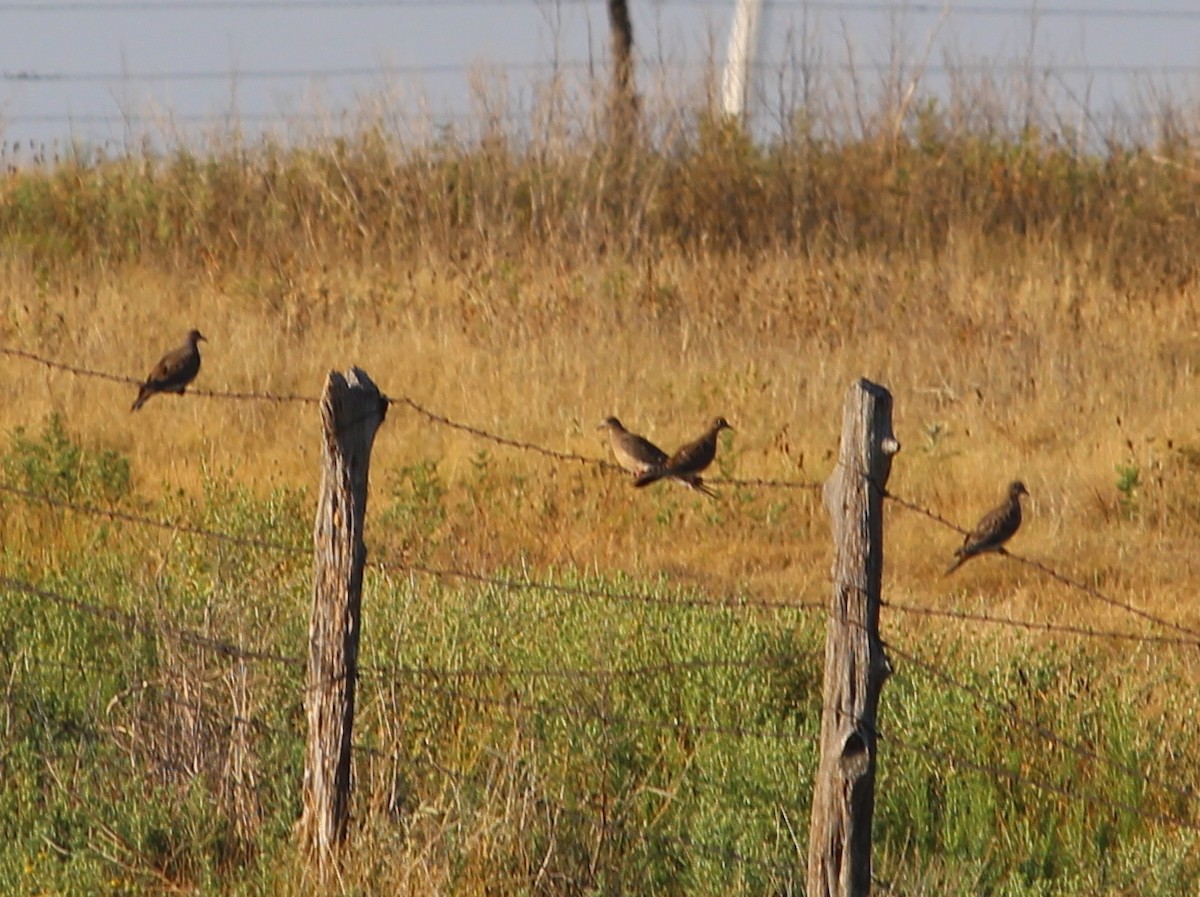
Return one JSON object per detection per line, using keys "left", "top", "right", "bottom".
{"left": 370, "top": 554, "right": 828, "bottom": 615}
{"left": 885, "top": 638, "right": 1197, "bottom": 805}
{"left": 1, "top": 0, "right": 1198, "bottom": 18}
{"left": 398, "top": 753, "right": 798, "bottom": 877}
{"left": 361, "top": 654, "right": 804, "bottom": 683}
{"left": 0, "top": 346, "right": 318, "bottom": 404}
{"left": 0, "top": 481, "right": 307, "bottom": 554}
{"left": 0, "top": 344, "right": 821, "bottom": 489}
{"left": 887, "top": 726, "right": 1200, "bottom": 834}
{"left": 1, "top": 576, "right": 305, "bottom": 668}
{"left": 881, "top": 486, "right": 1200, "bottom": 643}
{"left": 414, "top": 681, "right": 807, "bottom": 741}
{"left": 11, "top": 473, "right": 1200, "bottom": 648}
{"left": 3, "top": 475, "right": 828, "bottom": 619}
{"left": 881, "top": 597, "right": 1200, "bottom": 648}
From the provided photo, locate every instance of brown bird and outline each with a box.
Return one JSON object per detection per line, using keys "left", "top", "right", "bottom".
{"left": 598, "top": 417, "right": 668, "bottom": 477}
{"left": 946, "top": 480, "right": 1029, "bottom": 574}
{"left": 634, "top": 416, "right": 733, "bottom": 495}
{"left": 599, "top": 416, "right": 720, "bottom": 497}
{"left": 131, "top": 329, "right": 206, "bottom": 412}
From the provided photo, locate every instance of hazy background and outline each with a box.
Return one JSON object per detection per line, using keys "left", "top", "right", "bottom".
{"left": 2, "top": 1, "right": 1199, "bottom": 154}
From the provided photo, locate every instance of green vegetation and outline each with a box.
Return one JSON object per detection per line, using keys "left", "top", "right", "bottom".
{"left": 4, "top": 58, "right": 1200, "bottom": 892}
{"left": 1, "top": 420, "right": 1199, "bottom": 894}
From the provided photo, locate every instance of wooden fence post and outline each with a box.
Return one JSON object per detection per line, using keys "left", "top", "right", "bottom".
{"left": 606, "top": 0, "right": 637, "bottom": 143}
{"left": 300, "top": 368, "right": 387, "bottom": 869}
{"left": 807, "top": 379, "right": 899, "bottom": 897}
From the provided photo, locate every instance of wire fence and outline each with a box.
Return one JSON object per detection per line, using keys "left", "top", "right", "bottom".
{"left": 4, "top": 339, "right": 1200, "bottom": 879}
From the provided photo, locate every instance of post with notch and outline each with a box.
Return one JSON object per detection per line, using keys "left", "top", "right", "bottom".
{"left": 807, "top": 379, "right": 899, "bottom": 897}
{"left": 300, "top": 368, "right": 387, "bottom": 872}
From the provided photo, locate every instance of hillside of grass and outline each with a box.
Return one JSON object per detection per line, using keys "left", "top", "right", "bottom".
{"left": 3, "top": 75, "right": 1200, "bottom": 894}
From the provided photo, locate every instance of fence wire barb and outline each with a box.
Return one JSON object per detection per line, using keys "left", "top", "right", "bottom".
{"left": 3, "top": 343, "right": 821, "bottom": 490}
{"left": 416, "top": 681, "right": 806, "bottom": 741}
{"left": 370, "top": 553, "right": 828, "bottom": 615}
{"left": 3, "top": 477, "right": 826, "bottom": 617}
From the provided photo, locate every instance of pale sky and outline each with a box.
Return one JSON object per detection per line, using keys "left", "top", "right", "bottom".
{"left": 2, "top": 1, "right": 1199, "bottom": 152}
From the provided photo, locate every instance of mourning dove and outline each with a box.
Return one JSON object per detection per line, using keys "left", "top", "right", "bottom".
{"left": 634, "top": 416, "right": 732, "bottom": 495}
{"left": 946, "top": 480, "right": 1029, "bottom": 574}
{"left": 131, "top": 329, "right": 206, "bottom": 412}
{"left": 599, "top": 416, "right": 717, "bottom": 496}
{"left": 598, "top": 417, "right": 668, "bottom": 476}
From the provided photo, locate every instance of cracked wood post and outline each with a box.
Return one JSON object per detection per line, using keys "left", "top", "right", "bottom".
{"left": 807, "top": 379, "right": 899, "bottom": 897}
{"left": 300, "top": 368, "right": 387, "bottom": 868}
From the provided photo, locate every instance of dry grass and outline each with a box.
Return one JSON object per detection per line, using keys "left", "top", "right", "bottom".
{"left": 4, "top": 226, "right": 1199, "bottom": 643}
{"left": 5, "top": 63, "right": 1200, "bottom": 892}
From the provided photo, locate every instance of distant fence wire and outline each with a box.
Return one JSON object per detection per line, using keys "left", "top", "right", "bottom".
{"left": 886, "top": 723, "right": 1200, "bottom": 833}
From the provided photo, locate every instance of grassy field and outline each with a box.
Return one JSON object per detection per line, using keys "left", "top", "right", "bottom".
{"left": 3, "top": 69, "right": 1200, "bottom": 894}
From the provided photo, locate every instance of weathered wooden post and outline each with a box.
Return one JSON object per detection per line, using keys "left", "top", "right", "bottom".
{"left": 807, "top": 379, "right": 899, "bottom": 897}
{"left": 300, "top": 368, "right": 387, "bottom": 870}
{"left": 606, "top": 0, "right": 637, "bottom": 143}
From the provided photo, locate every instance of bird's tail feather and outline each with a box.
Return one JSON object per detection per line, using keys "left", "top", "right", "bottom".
{"left": 685, "top": 477, "right": 719, "bottom": 499}
{"left": 944, "top": 552, "right": 968, "bottom": 575}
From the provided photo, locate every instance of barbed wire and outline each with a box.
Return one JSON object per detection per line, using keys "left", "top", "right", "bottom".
{"left": 0, "top": 346, "right": 318, "bottom": 405}
{"left": 399, "top": 753, "right": 799, "bottom": 878}
{"left": 370, "top": 554, "right": 828, "bottom": 616}
{"left": 2, "top": 474, "right": 827, "bottom": 619}
{"left": 885, "top": 638, "right": 1198, "bottom": 806}
{"left": 0, "top": 343, "right": 822, "bottom": 490}
{"left": 412, "top": 681, "right": 808, "bottom": 742}
{"left": 361, "top": 654, "right": 803, "bottom": 683}
{"left": 389, "top": 393, "right": 620, "bottom": 471}
{"left": 10, "top": 59, "right": 1200, "bottom": 86}
{"left": 0, "top": 481, "right": 307, "bottom": 554}
{"left": 0, "top": 576, "right": 305, "bottom": 668}
{"left": 881, "top": 597, "right": 1200, "bottom": 647}
{"left": 887, "top": 725, "right": 1200, "bottom": 834}
{"left": 880, "top": 486, "right": 1200, "bottom": 644}
{"left": 8, "top": 465, "right": 1200, "bottom": 648}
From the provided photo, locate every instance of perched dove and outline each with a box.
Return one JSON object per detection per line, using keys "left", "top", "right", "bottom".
{"left": 946, "top": 480, "right": 1029, "bottom": 574}
{"left": 634, "top": 416, "right": 732, "bottom": 496}
{"left": 599, "top": 416, "right": 718, "bottom": 497}
{"left": 598, "top": 417, "right": 668, "bottom": 477}
{"left": 131, "top": 329, "right": 206, "bottom": 412}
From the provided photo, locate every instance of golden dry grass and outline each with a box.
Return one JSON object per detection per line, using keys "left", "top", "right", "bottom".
{"left": 5, "top": 76, "right": 1200, "bottom": 892}
{"left": 3, "top": 80, "right": 1200, "bottom": 659}
{"left": 4, "top": 223, "right": 1200, "bottom": 651}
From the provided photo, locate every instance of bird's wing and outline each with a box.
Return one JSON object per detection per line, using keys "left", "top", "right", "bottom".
{"left": 146, "top": 343, "right": 200, "bottom": 389}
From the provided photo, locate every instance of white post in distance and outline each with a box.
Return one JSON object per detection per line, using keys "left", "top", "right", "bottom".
{"left": 721, "top": 0, "right": 764, "bottom": 119}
